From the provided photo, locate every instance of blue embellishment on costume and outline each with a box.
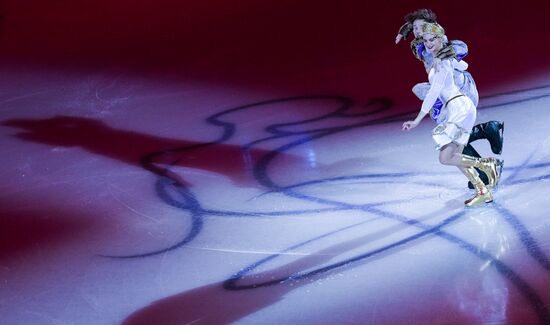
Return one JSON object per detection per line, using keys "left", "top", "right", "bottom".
{"left": 417, "top": 43, "right": 425, "bottom": 58}
{"left": 431, "top": 99, "right": 443, "bottom": 121}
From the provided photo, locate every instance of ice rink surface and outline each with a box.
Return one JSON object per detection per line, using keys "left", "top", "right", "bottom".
{"left": 1, "top": 65, "right": 550, "bottom": 324}
{"left": 1, "top": 1, "right": 550, "bottom": 324}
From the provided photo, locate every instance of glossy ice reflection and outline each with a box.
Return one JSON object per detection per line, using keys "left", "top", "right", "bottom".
{"left": 1, "top": 68, "right": 550, "bottom": 325}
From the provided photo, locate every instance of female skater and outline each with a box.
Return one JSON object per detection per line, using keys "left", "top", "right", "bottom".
{"left": 401, "top": 23, "right": 498, "bottom": 207}
{"left": 396, "top": 9, "right": 504, "bottom": 189}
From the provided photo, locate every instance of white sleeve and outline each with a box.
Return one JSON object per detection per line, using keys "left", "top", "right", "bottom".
{"left": 420, "top": 61, "right": 451, "bottom": 114}
{"left": 452, "top": 59, "right": 468, "bottom": 71}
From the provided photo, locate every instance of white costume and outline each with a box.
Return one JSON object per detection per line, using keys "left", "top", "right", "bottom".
{"left": 412, "top": 40, "right": 479, "bottom": 107}
{"left": 421, "top": 58, "right": 476, "bottom": 149}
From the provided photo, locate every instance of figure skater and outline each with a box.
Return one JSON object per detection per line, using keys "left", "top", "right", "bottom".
{"left": 402, "top": 23, "right": 498, "bottom": 207}
{"left": 396, "top": 9, "right": 504, "bottom": 189}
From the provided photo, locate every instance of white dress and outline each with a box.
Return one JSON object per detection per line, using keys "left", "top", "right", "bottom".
{"left": 421, "top": 59, "right": 477, "bottom": 150}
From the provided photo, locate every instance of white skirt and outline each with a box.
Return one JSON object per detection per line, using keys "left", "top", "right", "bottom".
{"left": 432, "top": 95, "right": 476, "bottom": 150}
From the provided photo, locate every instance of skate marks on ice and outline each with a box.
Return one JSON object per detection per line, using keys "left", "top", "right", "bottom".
{"left": 125, "top": 86, "right": 550, "bottom": 323}
{"left": 6, "top": 86, "right": 550, "bottom": 323}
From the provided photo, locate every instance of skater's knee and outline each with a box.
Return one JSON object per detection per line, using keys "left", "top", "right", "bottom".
{"left": 439, "top": 157, "right": 451, "bottom": 165}
{"left": 439, "top": 154, "right": 451, "bottom": 165}
{"left": 438, "top": 151, "right": 457, "bottom": 166}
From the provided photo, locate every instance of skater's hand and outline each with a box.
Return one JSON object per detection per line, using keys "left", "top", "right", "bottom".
{"left": 395, "top": 34, "right": 403, "bottom": 44}
{"left": 402, "top": 120, "right": 418, "bottom": 131}
{"left": 436, "top": 42, "right": 456, "bottom": 60}
{"left": 396, "top": 22, "right": 412, "bottom": 44}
